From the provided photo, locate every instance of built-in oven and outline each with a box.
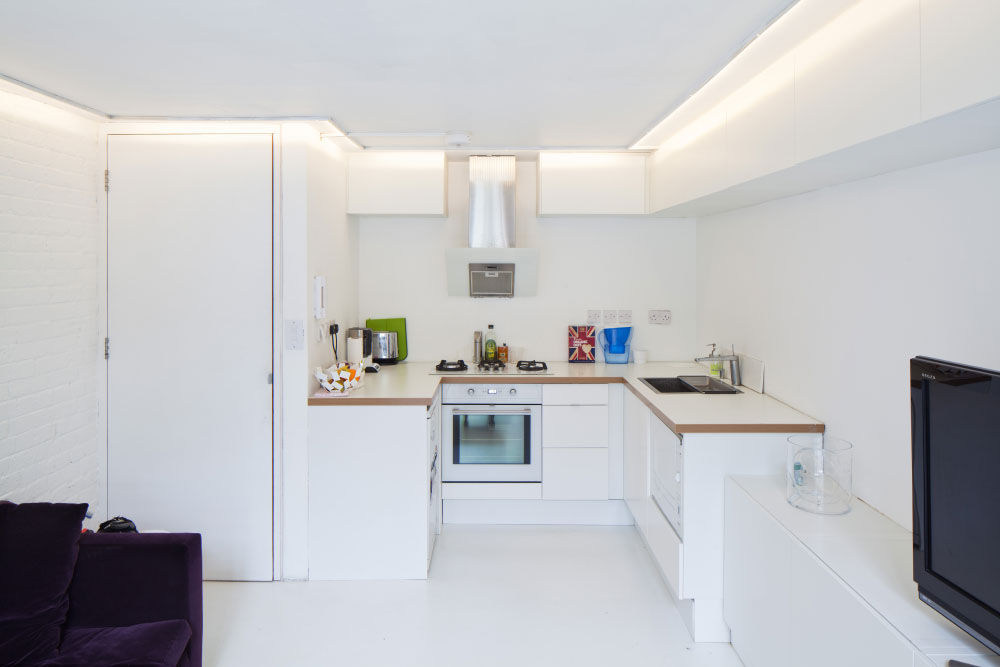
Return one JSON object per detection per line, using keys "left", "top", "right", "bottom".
{"left": 442, "top": 383, "right": 542, "bottom": 483}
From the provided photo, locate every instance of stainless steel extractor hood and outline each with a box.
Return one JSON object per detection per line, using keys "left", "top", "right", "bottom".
{"left": 468, "top": 155, "right": 516, "bottom": 249}
{"left": 445, "top": 155, "right": 539, "bottom": 297}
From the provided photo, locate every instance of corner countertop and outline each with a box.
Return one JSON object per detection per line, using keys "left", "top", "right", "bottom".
{"left": 308, "top": 361, "right": 824, "bottom": 435}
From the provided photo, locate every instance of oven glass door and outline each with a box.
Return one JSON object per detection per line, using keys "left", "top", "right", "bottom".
{"left": 443, "top": 405, "right": 541, "bottom": 482}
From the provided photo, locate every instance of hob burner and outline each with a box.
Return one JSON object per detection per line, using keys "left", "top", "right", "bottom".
{"left": 477, "top": 359, "right": 506, "bottom": 372}
{"left": 516, "top": 360, "right": 548, "bottom": 372}
{"left": 435, "top": 359, "right": 468, "bottom": 372}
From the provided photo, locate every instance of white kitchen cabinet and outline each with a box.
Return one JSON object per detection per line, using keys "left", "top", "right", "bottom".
{"left": 537, "top": 152, "right": 646, "bottom": 215}
{"left": 725, "top": 54, "right": 795, "bottom": 185}
{"left": 347, "top": 151, "right": 447, "bottom": 215}
{"left": 308, "top": 403, "right": 437, "bottom": 579}
{"left": 541, "top": 386, "right": 610, "bottom": 500}
{"left": 649, "top": 107, "right": 728, "bottom": 211}
{"left": 920, "top": 0, "right": 1000, "bottom": 120}
{"left": 542, "top": 405, "right": 609, "bottom": 448}
{"left": 793, "top": 0, "right": 921, "bottom": 162}
{"left": 647, "top": 0, "right": 1000, "bottom": 218}
{"left": 623, "top": 389, "right": 650, "bottom": 531}
{"left": 542, "top": 384, "right": 609, "bottom": 406}
{"left": 622, "top": 389, "right": 791, "bottom": 642}
{"left": 542, "top": 448, "right": 609, "bottom": 500}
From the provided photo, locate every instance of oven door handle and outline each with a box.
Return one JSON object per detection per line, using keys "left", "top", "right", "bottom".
{"left": 450, "top": 408, "right": 535, "bottom": 415}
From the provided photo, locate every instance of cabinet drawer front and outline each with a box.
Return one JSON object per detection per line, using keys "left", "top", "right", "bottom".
{"left": 542, "top": 448, "right": 609, "bottom": 500}
{"left": 647, "top": 499, "right": 684, "bottom": 599}
{"left": 542, "top": 384, "right": 609, "bottom": 405}
{"left": 543, "top": 405, "right": 609, "bottom": 447}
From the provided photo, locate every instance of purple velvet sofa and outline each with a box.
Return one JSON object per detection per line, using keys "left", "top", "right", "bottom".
{"left": 0, "top": 502, "right": 202, "bottom": 667}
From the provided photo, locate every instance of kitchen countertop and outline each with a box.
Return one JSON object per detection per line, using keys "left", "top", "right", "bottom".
{"left": 308, "top": 361, "right": 824, "bottom": 434}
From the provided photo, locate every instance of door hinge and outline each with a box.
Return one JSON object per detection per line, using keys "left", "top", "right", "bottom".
{"left": 104, "top": 169, "right": 109, "bottom": 192}
{"left": 104, "top": 337, "right": 109, "bottom": 360}
{"left": 267, "top": 372, "right": 273, "bottom": 385}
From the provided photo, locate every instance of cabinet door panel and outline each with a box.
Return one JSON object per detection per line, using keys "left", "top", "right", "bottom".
{"left": 347, "top": 151, "right": 446, "bottom": 215}
{"left": 726, "top": 55, "right": 795, "bottom": 185}
{"left": 794, "top": 0, "right": 920, "bottom": 162}
{"left": 542, "top": 448, "right": 609, "bottom": 500}
{"left": 623, "top": 391, "right": 650, "bottom": 527}
{"left": 538, "top": 153, "right": 646, "bottom": 215}
{"left": 646, "top": 500, "right": 684, "bottom": 599}
{"left": 542, "top": 384, "right": 609, "bottom": 405}
{"left": 724, "top": 481, "right": 795, "bottom": 667}
{"left": 543, "top": 405, "right": 609, "bottom": 447}
{"left": 788, "top": 547, "right": 913, "bottom": 667}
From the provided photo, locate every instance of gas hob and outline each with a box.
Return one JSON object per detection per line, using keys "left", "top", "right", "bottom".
{"left": 430, "top": 359, "right": 552, "bottom": 376}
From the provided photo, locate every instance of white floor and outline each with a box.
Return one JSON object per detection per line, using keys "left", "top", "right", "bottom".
{"left": 203, "top": 525, "right": 742, "bottom": 667}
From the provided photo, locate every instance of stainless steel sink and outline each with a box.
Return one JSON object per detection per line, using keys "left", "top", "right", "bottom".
{"left": 639, "top": 376, "right": 741, "bottom": 394}
{"left": 639, "top": 377, "right": 697, "bottom": 393}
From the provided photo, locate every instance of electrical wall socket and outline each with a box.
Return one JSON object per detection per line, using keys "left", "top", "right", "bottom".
{"left": 603, "top": 309, "right": 618, "bottom": 325}
{"left": 617, "top": 309, "right": 632, "bottom": 324}
{"left": 586, "top": 309, "right": 602, "bottom": 326}
{"left": 648, "top": 309, "right": 672, "bottom": 325}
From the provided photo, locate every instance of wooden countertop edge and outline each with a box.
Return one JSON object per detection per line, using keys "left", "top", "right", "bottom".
{"left": 310, "top": 374, "right": 826, "bottom": 433}
{"left": 622, "top": 382, "right": 824, "bottom": 436}
{"left": 307, "top": 397, "right": 432, "bottom": 406}
{"left": 438, "top": 376, "right": 628, "bottom": 385}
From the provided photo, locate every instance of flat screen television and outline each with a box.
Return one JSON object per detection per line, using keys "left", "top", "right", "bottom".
{"left": 911, "top": 356, "right": 1000, "bottom": 655}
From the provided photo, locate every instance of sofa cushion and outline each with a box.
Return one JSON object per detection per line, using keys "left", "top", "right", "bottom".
{"left": 0, "top": 501, "right": 88, "bottom": 665}
{"left": 41, "top": 619, "right": 192, "bottom": 667}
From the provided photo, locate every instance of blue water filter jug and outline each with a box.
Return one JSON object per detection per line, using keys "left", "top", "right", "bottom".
{"left": 599, "top": 326, "right": 632, "bottom": 363}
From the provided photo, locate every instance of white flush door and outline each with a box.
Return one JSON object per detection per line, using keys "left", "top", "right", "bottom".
{"left": 107, "top": 134, "right": 273, "bottom": 581}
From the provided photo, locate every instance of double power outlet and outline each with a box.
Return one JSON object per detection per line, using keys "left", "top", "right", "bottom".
{"left": 586, "top": 309, "right": 672, "bottom": 326}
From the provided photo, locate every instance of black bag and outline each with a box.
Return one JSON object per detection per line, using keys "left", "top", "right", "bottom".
{"left": 98, "top": 516, "right": 138, "bottom": 533}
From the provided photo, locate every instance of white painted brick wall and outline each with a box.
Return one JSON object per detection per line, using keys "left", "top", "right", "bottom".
{"left": 0, "top": 85, "right": 102, "bottom": 523}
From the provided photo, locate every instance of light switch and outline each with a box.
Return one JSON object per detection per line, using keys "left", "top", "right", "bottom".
{"left": 285, "top": 319, "right": 305, "bottom": 350}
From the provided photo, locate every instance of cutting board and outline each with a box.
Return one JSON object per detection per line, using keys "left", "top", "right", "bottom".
{"left": 366, "top": 317, "right": 408, "bottom": 361}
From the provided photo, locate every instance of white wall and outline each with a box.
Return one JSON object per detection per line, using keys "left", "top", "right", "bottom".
{"left": 357, "top": 161, "right": 697, "bottom": 362}
{"left": 307, "top": 138, "right": 356, "bottom": 383}
{"left": 280, "top": 125, "right": 356, "bottom": 580}
{"left": 0, "top": 82, "right": 101, "bottom": 522}
{"left": 696, "top": 147, "right": 1000, "bottom": 528}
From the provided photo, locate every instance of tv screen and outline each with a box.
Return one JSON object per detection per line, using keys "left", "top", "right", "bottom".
{"left": 912, "top": 356, "right": 1000, "bottom": 655}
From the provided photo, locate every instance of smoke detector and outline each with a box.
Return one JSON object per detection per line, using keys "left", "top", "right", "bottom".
{"left": 445, "top": 132, "right": 471, "bottom": 146}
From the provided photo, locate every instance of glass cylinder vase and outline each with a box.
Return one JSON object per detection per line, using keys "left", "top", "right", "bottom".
{"left": 786, "top": 435, "right": 853, "bottom": 515}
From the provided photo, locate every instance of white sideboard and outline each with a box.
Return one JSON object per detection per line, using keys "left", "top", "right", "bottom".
{"left": 724, "top": 475, "right": 1000, "bottom": 667}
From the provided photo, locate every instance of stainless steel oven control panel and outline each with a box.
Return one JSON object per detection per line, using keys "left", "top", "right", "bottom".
{"left": 442, "top": 383, "right": 542, "bottom": 405}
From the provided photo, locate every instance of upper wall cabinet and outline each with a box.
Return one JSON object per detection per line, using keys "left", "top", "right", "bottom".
{"left": 649, "top": 108, "right": 727, "bottom": 212}
{"left": 537, "top": 153, "right": 647, "bottom": 215}
{"left": 725, "top": 55, "right": 795, "bottom": 186}
{"left": 646, "top": 0, "right": 1000, "bottom": 217}
{"left": 920, "top": 0, "right": 1000, "bottom": 120}
{"left": 793, "top": 0, "right": 920, "bottom": 163}
{"left": 347, "top": 151, "right": 447, "bottom": 216}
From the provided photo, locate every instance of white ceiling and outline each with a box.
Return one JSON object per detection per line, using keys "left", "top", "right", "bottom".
{"left": 0, "top": 0, "right": 795, "bottom": 148}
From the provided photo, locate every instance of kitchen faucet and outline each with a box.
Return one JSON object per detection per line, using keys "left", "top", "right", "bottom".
{"left": 695, "top": 343, "right": 742, "bottom": 387}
